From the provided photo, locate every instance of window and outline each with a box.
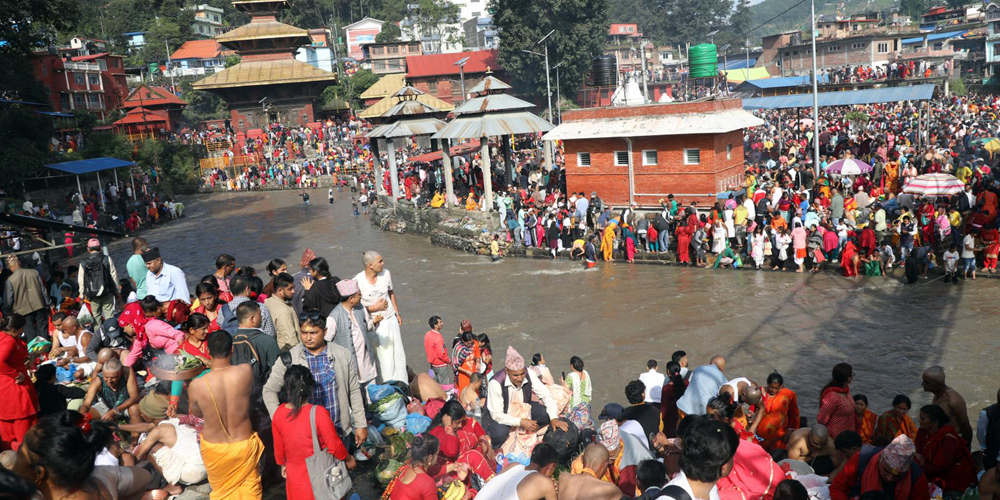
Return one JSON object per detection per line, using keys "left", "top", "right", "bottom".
{"left": 409, "top": 43, "right": 420, "bottom": 52}
{"left": 726, "top": 144, "right": 732, "bottom": 159}
{"left": 577, "top": 152, "right": 591, "bottom": 167}
{"left": 44, "top": 84, "right": 51, "bottom": 95}
{"left": 792, "top": 50, "right": 799, "bottom": 55}
{"left": 851, "top": 42, "right": 865, "bottom": 49}
{"left": 614, "top": 151, "right": 629, "bottom": 166}
{"left": 642, "top": 150, "right": 657, "bottom": 165}
{"left": 73, "top": 94, "right": 86, "bottom": 107}
{"left": 373, "top": 46, "right": 383, "bottom": 55}
{"left": 199, "top": 25, "right": 205, "bottom": 33}
{"left": 784, "top": 51, "right": 791, "bottom": 57}
{"left": 74, "top": 73, "right": 84, "bottom": 85}
{"left": 472, "top": 11, "right": 480, "bottom": 17}
{"left": 877, "top": 42, "right": 889, "bottom": 53}
{"left": 933, "top": 42, "right": 943, "bottom": 50}
{"left": 995, "top": 44, "right": 1000, "bottom": 57}
{"left": 428, "top": 81, "right": 438, "bottom": 93}
{"left": 828, "top": 45, "right": 841, "bottom": 52}
{"left": 388, "top": 45, "right": 399, "bottom": 54}
{"left": 60, "top": 94, "right": 70, "bottom": 109}
{"left": 88, "top": 93, "right": 101, "bottom": 106}
{"left": 88, "top": 74, "right": 99, "bottom": 85}
{"left": 98, "top": 59, "right": 107, "bottom": 71}
{"left": 114, "top": 59, "right": 120, "bottom": 68}
{"left": 213, "top": 14, "right": 220, "bottom": 21}
{"left": 683, "top": 149, "right": 700, "bottom": 165}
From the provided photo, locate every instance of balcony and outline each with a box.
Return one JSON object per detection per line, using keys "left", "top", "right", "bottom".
{"left": 987, "top": 10, "right": 1000, "bottom": 21}
{"left": 163, "top": 66, "right": 223, "bottom": 77}
{"left": 989, "top": 33, "right": 1000, "bottom": 41}
{"left": 63, "top": 61, "right": 100, "bottom": 72}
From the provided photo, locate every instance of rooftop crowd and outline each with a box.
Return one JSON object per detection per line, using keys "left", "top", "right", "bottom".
{"left": 1, "top": 239, "right": 998, "bottom": 500}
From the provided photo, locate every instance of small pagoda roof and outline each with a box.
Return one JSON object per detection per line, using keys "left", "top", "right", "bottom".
{"left": 360, "top": 73, "right": 406, "bottom": 100}
{"left": 452, "top": 93, "right": 534, "bottom": 115}
{"left": 366, "top": 118, "right": 446, "bottom": 138}
{"left": 432, "top": 111, "right": 553, "bottom": 140}
{"left": 192, "top": 58, "right": 337, "bottom": 90}
{"left": 358, "top": 91, "right": 453, "bottom": 119}
{"left": 216, "top": 20, "right": 310, "bottom": 45}
{"left": 467, "top": 75, "right": 511, "bottom": 94}
{"left": 114, "top": 108, "right": 167, "bottom": 125}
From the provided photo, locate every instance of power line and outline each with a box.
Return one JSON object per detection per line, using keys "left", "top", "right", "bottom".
{"left": 742, "top": 0, "right": 810, "bottom": 38}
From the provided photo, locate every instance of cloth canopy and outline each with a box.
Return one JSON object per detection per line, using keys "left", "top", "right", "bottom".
{"left": 45, "top": 157, "right": 136, "bottom": 175}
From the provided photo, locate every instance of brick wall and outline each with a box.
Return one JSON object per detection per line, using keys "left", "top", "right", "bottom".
{"left": 780, "top": 37, "right": 896, "bottom": 73}
{"left": 563, "top": 130, "right": 745, "bottom": 207}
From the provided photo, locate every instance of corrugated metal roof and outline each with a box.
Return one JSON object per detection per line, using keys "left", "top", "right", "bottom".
{"left": 741, "top": 84, "right": 936, "bottom": 109}
{"left": 467, "top": 75, "right": 511, "bottom": 94}
{"left": 192, "top": 58, "right": 337, "bottom": 90}
{"left": 736, "top": 76, "right": 812, "bottom": 91}
{"left": 718, "top": 58, "right": 757, "bottom": 70}
{"left": 405, "top": 50, "right": 498, "bottom": 78}
{"left": 542, "top": 108, "right": 764, "bottom": 141}
{"left": 46, "top": 157, "right": 136, "bottom": 175}
{"left": 360, "top": 74, "right": 406, "bottom": 100}
{"left": 901, "top": 30, "right": 966, "bottom": 45}
{"left": 452, "top": 93, "right": 534, "bottom": 114}
{"left": 359, "top": 92, "right": 454, "bottom": 118}
{"left": 432, "top": 112, "right": 554, "bottom": 139}
{"left": 381, "top": 99, "right": 443, "bottom": 117}
{"left": 366, "top": 118, "right": 446, "bottom": 138}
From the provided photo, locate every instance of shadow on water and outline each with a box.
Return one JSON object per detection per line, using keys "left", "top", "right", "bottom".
{"left": 111, "top": 189, "right": 1000, "bottom": 426}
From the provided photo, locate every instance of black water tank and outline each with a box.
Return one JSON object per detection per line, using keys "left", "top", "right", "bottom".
{"left": 592, "top": 55, "right": 617, "bottom": 87}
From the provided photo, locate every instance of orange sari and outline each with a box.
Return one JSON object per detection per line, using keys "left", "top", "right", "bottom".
{"left": 874, "top": 412, "right": 917, "bottom": 443}
{"left": 858, "top": 409, "right": 878, "bottom": 444}
{"left": 757, "top": 388, "right": 800, "bottom": 451}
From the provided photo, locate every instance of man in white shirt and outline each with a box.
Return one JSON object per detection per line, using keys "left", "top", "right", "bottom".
{"left": 640, "top": 360, "right": 666, "bottom": 405}
{"left": 656, "top": 417, "right": 738, "bottom": 500}
{"left": 484, "top": 346, "right": 568, "bottom": 446}
{"left": 963, "top": 231, "right": 978, "bottom": 280}
{"left": 143, "top": 248, "right": 190, "bottom": 304}
{"left": 354, "top": 251, "right": 406, "bottom": 383}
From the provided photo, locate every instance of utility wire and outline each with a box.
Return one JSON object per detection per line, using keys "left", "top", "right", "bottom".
{"left": 741, "top": 0, "right": 810, "bottom": 38}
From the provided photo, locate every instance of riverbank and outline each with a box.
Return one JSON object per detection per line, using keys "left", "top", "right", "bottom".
{"left": 367, "top": 198, "right": 1000, "bottom": 280}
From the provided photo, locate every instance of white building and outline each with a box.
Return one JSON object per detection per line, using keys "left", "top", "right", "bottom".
{"left": 191, "top": 4, "right": 225, "bottom": 38}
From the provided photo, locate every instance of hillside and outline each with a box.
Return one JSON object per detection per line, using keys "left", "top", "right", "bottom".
{"left": 748, "top": 0, "right": 897, "bottom": 39}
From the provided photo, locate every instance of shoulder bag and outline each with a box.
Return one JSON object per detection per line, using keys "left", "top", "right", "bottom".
{"left": 306, "top": 405, "right": 353, "bottom": 500}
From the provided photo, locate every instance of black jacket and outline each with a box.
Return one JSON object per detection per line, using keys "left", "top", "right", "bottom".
{"left": 302, "top": 276, "right": 341, "bottom": 317}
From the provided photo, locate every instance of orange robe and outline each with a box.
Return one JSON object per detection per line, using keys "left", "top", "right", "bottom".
{"left": 858, "top": 409, "right": 878, "bottom": 444}
{"left": 757, "top": 388, "right": 800, "bottom": 451}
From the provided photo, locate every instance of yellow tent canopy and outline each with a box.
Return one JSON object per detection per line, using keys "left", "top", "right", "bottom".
{"left": 358, "top": 91, "right": 455, "bottom": 119}
{"left": 722, "top": 67, "right": 771, "bottom": 83}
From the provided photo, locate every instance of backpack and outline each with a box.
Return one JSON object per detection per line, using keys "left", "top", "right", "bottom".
{"left": 83, "top": 254, "right": 114, "bottom": 299}
{"left": 231, "top": 331, "right": 268, "bottom": 397}
{"left": 542, "top": 419, "right": 580, "bottom": 463}
{"left": 218, "top": 303, "right": 238, "bottom": 334}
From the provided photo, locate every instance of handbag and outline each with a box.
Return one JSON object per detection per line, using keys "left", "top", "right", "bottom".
{"left": 305, "top": 405, "right": 353, "bottom": 500}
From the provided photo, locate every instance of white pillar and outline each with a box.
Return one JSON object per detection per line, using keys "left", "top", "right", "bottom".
{"left": 95, "top": 171, "right": 105, "bottom": 210}
{"left": 76, "top": 175, "right": 83, "bottom": 207}
{"left": 544, "top": 140, "right": 553, "bottom": 170}
{"left": 440, "top": 138, "right": 455, "bottom": 208}
{"left": 481, "top": 138, "right": 493, "bottom": 212}
{"left": 386, "top": 138, "right": 400, "bottom": 204}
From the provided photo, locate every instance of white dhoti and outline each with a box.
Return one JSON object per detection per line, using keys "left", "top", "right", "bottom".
{"left": 151, "top": 420, "right": 207, "bottom": 485}
{"left": 373, "top": 315, "right": 406, "bottom": 383}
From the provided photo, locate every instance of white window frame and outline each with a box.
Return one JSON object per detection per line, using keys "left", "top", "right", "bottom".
{"left": 642, "top": 149, "right": 657, "bottom": 165}
{"left": 98, "top": 59, "right": 107, "bottom": 71}
{"left": 577, "top": 152, "right": 591, "bottom": 167}
{"left": 877, "top": 42, "right": 889, "bottom": 53}
{"left": 683, "top": 148, "right": 700, "bottom": 165}
{"left": 726, "top": 144, "right": 732, "bottom": 160}
{"left": 614, "top": 151, "right": 629, "bottom": 166}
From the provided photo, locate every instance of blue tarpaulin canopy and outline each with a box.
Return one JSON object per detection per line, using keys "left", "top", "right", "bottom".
{"left": 901, "top": 30, "right": 967, "bottom": 45}
{"left": 45, "top": 157, "right": 136, "bottom": 175}
{"left": 742, "top": 84, "right": 936, "bottom": 109}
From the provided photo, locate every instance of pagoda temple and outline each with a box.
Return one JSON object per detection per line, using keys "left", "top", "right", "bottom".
{"left": 192, "top": 0, "right": 336, "bottom": 132}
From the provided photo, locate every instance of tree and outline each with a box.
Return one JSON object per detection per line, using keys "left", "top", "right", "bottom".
{"left": 493, "top": 0, "right": 609, "bottom": 100}
{"left": 0, "top": 0, "right": 77, "bottom": 58}
{"left": 407, "top": 0, "right": 460, "bottom": 53}
{"left": 322, "top": 68, "right": 380, "bottom": 108}
{"left": 900, "top": 0, "right": 929, "bottom": 19}
{"left": 662, "top": 0, "right": 733, "bottom": 47}
{"left": 225, "top": 55, "right": 241, "bottom": 68}
{"left": 376, "top": 22, "right": 402, "bottom": 43}
{"left": 142, "top": 18, "right": 183, "bottom": 63}
{"left": 722, "top": 0, "right": 753, "bottom": 49}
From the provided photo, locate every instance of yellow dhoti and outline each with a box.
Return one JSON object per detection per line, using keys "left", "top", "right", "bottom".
{"left": 200, "top": 433, "right": 264, "bottom": 500}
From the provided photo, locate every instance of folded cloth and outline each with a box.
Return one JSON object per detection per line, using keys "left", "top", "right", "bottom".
{"left": 200, "top": 433, "right": 264, "bottom": 500}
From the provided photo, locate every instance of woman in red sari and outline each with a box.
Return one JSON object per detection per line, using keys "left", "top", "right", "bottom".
{"left": 818, "top": 363, "right": 857, "bottom": 439}
{"left": 0, "top": 314, "right": 39, "bottom": 451}
{"left": 178, "top": 313, "right": 211, "bottom": 363}
{"left": 915, "top": 405, "right": 976, "bottom": 496}
{"left": 874, "top": 395, "right": 917, "bottom": 445}
{"left": 675, "top": 223, "right": 693, "bottom": 264}
{"left": 757, "top": 372, "right": 800, "bottom": 451}
{"left": 191, "top": 282, "right": 225, "bottom": 333}
{"left": 841, "top": 239, "right": 861, "bottom": 277}
{"left": 428, "top": 400, "right": 496, "bottom": 484}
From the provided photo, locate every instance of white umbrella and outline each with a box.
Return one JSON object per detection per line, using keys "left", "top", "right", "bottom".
{"left": 902, "top": 173, "right": 964, "bottom": 197}
{"left": 825, "top": 158, "right": 873, "bottom": 176}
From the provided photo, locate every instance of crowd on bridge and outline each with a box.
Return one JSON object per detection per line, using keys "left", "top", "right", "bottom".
{"left": 1, "top": 237, "right": 999, "bottom": 500}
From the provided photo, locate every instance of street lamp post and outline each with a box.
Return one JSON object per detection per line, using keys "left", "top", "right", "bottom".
{"left": 524, "top": 30, "right": 556, "bottom": 170}
{"left": 452, "top": 56, "right": 470, "bottom": 102}
{"left": 553, "top": 61, "right": 563, "bottom": 123}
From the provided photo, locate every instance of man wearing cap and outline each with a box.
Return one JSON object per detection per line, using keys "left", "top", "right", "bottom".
{"left": 78, "top": 238, "right": 119, "bottom": 324}
{"left": 143, "top": 247, "right": 190, "bottom": 304}
{"left": 484, "top": 345, "right": 567, "bottom": 447}
{"left": 830, "top": 434, "right": 930, "bottom": 500}
{"left": 326, "top": 278, "right": 381, "bottom": 392}
{"left": 291, "top": 248, "right": 317, "bottom": 316}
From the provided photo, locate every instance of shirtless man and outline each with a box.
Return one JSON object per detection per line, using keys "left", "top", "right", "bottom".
{"left": 187, "top": 330, "right": 263, "bottom": 500}
{"left": 53, "top": 316, "right": 95, "bottom": 380}
{"left": 558, "top": 444, "right": 628, "bottom": 500}
{"left": 922, "top": 366, "right": 972, "bottom": 442}
{"left": 476, "top": 443, "right": 559, "bottom": 500}
{"left": 120, "top": 392, "right": 207, "bottom": 494}
{"left": 981, "top": 464, "right": 1000, "bottom": 500}
{"left": 787, "top": 424, "right": 838, "bottom": 465}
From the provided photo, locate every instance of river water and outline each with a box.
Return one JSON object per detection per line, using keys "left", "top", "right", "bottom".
{"left": 110, "top": 189, "right": 1000, "bottom": 431}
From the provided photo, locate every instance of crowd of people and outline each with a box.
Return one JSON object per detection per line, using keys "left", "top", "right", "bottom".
{"left": 2, "top": 237, "right": 997, "bottom": 500}
{"left": 819, "top": 60, "right": 948, "bottom": 85}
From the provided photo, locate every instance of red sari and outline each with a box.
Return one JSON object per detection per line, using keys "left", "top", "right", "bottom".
{"left": 429, "top": 419, "right": 496, "bottom": 482}
{"left": 0, "top": 334, "right": 40, "bottom": 451}
{"left": 915, "top": 425, "right": 977, "bottom": 493}
{"left": 676, "top": 225, "right": 692, "bottom": 263}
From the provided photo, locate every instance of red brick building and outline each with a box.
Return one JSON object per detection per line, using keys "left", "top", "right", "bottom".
{"left": 117, "top": 85, "right": 188, "bottom": 135}
{"left": 405, "top": 49, "right": 501, "bottom": 104}
{"left": 31, "top": 52, "right": 128, "bottom": 119}
{"left": 544, "top": 99, "right": 763, "bottom": 207}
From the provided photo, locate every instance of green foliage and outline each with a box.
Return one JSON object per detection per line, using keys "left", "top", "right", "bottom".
{"left": 322, "top": 68, "right": 380, "bottom": 108}
{"left": 225, "top": 55, "right": 241, "bottom": 68}
{"left": 376, "top": 23, "right": 402, "bottom": 43}
{"left": 143, "top": 18, "right": 184, "bottom": 63}
{"left": 79, "top": 133, "right": 134, "bottom": 160}
{"left": 0, "top": 0, "right": 78, "bottom": 58}
{"left": 722, "top": 0, "right": 753, "bottom": 49}
{"left": 845, "top": 110, "right": 869, "bottom": 127}
{"left": 71, "top": 110, "right": 99, "bottom": 138}
{"left": 493, "top": 0, "right": 609, "bottom": 100}
{"left": 180, "top": 81, "right": 229, "bottom": 123}
{"left": 900, "top": 0, "right": 929, "bottom": 19}
{"left": 950, "top": 78, "right": 967, "bottom": 96}
{"left": 406, "top": 0, "right": 461, "bottom": 53}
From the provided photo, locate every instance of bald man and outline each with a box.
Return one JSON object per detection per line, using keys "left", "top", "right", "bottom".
{"left": 677, "top": 355, "right": 728, "bottom": 417}
{"left": 558, "top": 444, "right": 627, "bottom": 500}
{"left": 922, "top": 366, "right": 972, "bottom": 442}
{"left": 53, "top": 316, "right": 96, "bottom": 380}
{"left": 720, "top": 377, "right": 764, "bottom": 433}
{"left": 787, "top": 424, "right": 838, "bottom": 466}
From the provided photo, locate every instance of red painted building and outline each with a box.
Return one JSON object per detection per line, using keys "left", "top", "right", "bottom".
{"left": 543, "top": 99, "right": 763, "bottom": 207}
{"left": 31, "top": 52, "right": 128, "bottom": 119}
{"left": 405, "top": 49, "right": 501, "bottom": 104}
{"left": 121, "top": 85, "right": 187, "bottom": 132}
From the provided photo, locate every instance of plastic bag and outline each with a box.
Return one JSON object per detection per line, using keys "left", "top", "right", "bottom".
{"left": 405, "top": 413, "right": 431, "bottom": 434}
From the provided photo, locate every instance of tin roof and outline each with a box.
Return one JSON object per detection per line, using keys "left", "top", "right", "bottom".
{"left": 216, "top": 20, "right": 310, "bottom": 44}
{"left": 359, "top": 92, "right": 453, "bottom": 118}
{"left": 406, "top": 49, "right": 498, "bottom": 78}
{"left": 360, "top": 73, "right": 407, "bottom": 100}
{"left": 381, "top": 99, "right": 443, "bottom": 117}
{"left": 542, "top": 108, "right": 763, "bottom": 141}
{"left": 192, "top": 58, "right": 337, "bottom": 89}
{"left": 123, "top": 85, "right": 187, "bottom": 108}
{"left": 741, "top": 84, "right": 935, "bottom": 109}
{"left": 171, "top": 39, "right": 232, "bottom": 60}
{"left": 432, "top": 111, "right": 554, "bottom": 140}
{"left": 452, "top": 93, "right": 534, "bottom": 115}
{"left": 366, "top": 117, "right": 446, "bottom": 138}
{"left": 467, "top": 75, "right": 511, "bottom": 94}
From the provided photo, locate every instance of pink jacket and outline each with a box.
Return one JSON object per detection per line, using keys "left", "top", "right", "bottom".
{"left": 125, "top": 319, "right": 185, "bottom": 366}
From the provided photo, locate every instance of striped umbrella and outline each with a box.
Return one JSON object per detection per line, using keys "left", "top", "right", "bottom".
{"left": 902, "top": 173, "right": 965, "bottom": 197}
{"left": 825, "top": 158, "right": 873, "bottom": 175}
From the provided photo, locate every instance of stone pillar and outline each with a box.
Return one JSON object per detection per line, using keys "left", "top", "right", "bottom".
{"left": 371, "top": 139, "right": 385, "bottom": 196}
{"left": 387, "top": 138, "right": 400, "bottom": 204}
{"left": 544, "top": 140, "right": 553, "bottom": 170}
{"left": 441, "top": 138, "right": 455, "bottom": 207}
{"left": 502, "top": 134, "right": 513, "bottom": 187}
{"left": 481, "top": 138, "right": 493, "bottom": 212}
